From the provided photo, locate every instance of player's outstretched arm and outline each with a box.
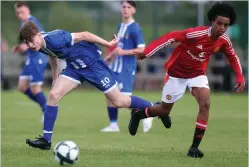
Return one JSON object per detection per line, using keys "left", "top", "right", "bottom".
{"left": 48, "top": 56, "right": 59, "bottom": 85}
{"left": 222, "top": 41, "right": 245, "bottom": 92}
{"left": 136, "top": 30, "right": 188, "bottom": 60}
{"left": 71, "top": 32, "right": 119, "bottom": 48}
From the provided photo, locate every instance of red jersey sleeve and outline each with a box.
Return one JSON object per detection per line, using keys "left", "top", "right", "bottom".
{"left": 221, "top": 38, "right": 244, "bottom": 83}
{"left": 144, "top": 29, "right": 191, "bottom": 57}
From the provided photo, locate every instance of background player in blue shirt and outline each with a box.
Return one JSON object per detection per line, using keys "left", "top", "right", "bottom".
{"left": 101, "top": 1, "right": 154, "bottom": 133}
{"left": 13, "top": 2, "right": 48, "bottom": 122}
{"left": 19, "top": 21, "right": 154, "bottom": 150}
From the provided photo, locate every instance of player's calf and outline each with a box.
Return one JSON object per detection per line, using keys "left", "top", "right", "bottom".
{"left": 30, "top": 85, "right": 42, "bottom": 94}
{"left": 131, "top": 102, "right": 173, "bottom": 119}
{"left": 107, "top": 91, "right": 153, "bottom": 109}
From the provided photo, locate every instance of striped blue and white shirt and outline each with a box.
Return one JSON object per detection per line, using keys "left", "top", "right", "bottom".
{"left": 110, "top": 20, "right": 145, "bottom": 73}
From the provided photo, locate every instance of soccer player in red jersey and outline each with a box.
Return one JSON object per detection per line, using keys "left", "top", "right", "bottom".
{"left": 128, "top": 2, "right": 245, "bottom": 158}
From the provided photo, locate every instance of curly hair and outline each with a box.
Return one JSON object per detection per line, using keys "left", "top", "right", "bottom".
{"left": 207, "top": 2, "right": 237, "bottom": 25}
{"left": 19, "top": 21, "right": 39, "bottom": 43}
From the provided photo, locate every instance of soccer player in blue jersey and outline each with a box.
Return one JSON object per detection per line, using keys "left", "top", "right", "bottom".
{"left": 20, "top": 21, "right": 154, "bottom": 150}
{"left": 101, "top": 1, "right": 154, "bottom": 133}
{"left": 13, "top": 2, "right": 48, "bottom": 122}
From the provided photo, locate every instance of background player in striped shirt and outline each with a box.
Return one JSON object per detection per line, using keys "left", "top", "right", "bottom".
{"left": 129, "top": 2, "right": 245, "bottom": 158}
{"left": 13, "top": 2, "right": 48, "bottom": 122}
{"left": 101, "top": 1, "right": 154, "bottom": 133}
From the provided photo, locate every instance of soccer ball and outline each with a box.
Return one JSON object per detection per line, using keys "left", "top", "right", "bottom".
{"left": 53, "top": 141, "right": 80, "bottom": 166}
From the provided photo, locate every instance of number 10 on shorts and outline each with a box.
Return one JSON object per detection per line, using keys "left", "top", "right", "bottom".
{"left": 101, "top": 77, "right": 110, "bottom": 87}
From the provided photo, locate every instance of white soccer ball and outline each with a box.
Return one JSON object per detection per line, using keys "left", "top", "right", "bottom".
{"left": 53, "top": 141, "right": 80, "bottom": 166}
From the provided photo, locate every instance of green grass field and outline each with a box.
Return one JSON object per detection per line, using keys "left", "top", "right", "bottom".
{"left": 2, "top": 89, "right": 248, "bottom": 167}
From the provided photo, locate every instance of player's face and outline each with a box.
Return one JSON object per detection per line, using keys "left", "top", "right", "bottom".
{"left": 26, "top": 33, "right": 43, "bottom": 51}
{"left": 121, "top": 2, "right": 135, "bottom": 19}
{"left": 212, "top": 16, "right": 230, "bottom": 37}
{"left": 15, "top": 6, "right": 30, "bottom": 21}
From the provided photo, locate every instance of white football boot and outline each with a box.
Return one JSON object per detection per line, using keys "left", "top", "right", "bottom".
{"left": 142, "top": 117, "right": 154, "bottom": 133}
{"left": 100, "top": 123, "right": 120, "bottom": 132}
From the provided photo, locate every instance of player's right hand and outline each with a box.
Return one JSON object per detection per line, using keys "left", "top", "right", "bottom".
{"left": 235, "top": 82, "right": 245, "bottom": 93}
{"left": 235, "top": 76, "right": 245, "bottom": 92}
{"left": 134, "top": 51, "right": 146, "bottom": 60}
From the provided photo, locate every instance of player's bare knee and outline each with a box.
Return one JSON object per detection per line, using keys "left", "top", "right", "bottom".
{"left": 48, "top": 90, "right": 61, "bottom": 103}
{"left": 199, "top": 100, "right": 210, "bottom": 111}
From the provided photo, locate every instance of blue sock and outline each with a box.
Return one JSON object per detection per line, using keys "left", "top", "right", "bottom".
{"left": 24, "top": 88, "right": 36, "bottom": 102}
{"left": 43, "top": 105, "right": 58, "bottom": 142}
{"left": 107, "top": 107, "right": 118, "bottom": 123}
{"left": 34, "top": 92, "right": 47, "bottom": 113}
{"left": 130, "top": 96, "right": 153, "bottom": 109}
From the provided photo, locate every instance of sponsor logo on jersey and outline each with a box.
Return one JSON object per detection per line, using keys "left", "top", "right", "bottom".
{"left": 125, "top": 34, "right": 129, "bottom": 39}
{"left": 187, "top": 50, "right": 205, "bottom": 62}
{"left": 196, "top": 44, "right": 202, "bottom": 50}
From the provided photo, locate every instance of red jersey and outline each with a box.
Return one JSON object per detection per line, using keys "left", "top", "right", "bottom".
{"left": 143, "top": 26, "right": 244, "bottom": 83}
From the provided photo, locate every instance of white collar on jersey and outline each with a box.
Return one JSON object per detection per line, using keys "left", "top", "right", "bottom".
{"left": 41, "top": 34, "right": 47, "bottom": 49}
{"left": 28, "top": 15, "right": 32, "bottom": 19}
{"left": 208, "top": 27, "right": 212, "bottom": 36}
{"left": 122, "top": 19, "right": 135, "bottom": 26}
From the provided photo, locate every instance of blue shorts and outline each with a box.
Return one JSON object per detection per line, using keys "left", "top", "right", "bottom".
{"left": 60, "top": 60, "right": 117, "bottom": 93}
{"left": 113, "top": 69, "right": 135, "bottom": 95}
{"left": 19, "top": 56, "right": 48, "bottom": 85}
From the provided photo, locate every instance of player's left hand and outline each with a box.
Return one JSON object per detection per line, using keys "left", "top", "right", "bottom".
{"left": 108, "top": 34, "right": 120, "bottom": 48}
{"left": 235, "top": 82, "right": 245, "bottom": 92}
{"left": 134, "top": 51, "right": 146, "bottom": 60}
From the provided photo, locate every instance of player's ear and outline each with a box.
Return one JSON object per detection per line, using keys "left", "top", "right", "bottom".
{"left": 132, "top": 7, "right": 136, "bottom": 14}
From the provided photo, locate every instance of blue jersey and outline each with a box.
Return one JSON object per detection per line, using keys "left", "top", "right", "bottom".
{"left": 110, "top": 20, "right": 145, "bottom": 73}
{"left": 20, "top": 15, "right": 46, "bottom": 59}
{"left": 39, "top": 30, "right": 101, "bottom": 69}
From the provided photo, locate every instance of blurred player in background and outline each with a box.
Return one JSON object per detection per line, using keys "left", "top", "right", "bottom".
{"left": 1, "top": 34, "right": 9, "bottom": 88}
{"left": 101, "top": 0, "right": 153, "bottom": 133}
{"left": 13, "top": 2, "right": 48, "bottom": 122}
{"left": 1, "top": 35, "right": 8, "bottom": 53}
{"left": 20, "top": 21, "right": 154, "bottom": 150}
{"left": 130, "top": 2, "right": 245, "bottom": 158}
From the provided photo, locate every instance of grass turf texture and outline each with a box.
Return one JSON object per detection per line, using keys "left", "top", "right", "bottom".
{"left": 2, "top": 89, "right": 248, "bottom": 167}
